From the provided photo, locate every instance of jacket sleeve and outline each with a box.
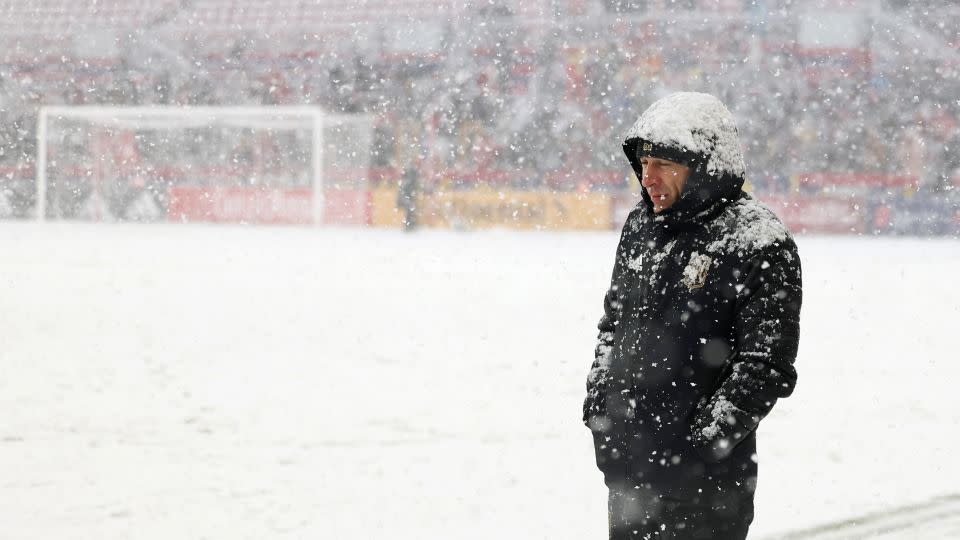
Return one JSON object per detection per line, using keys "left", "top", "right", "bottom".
{"left": 583, "top": 287, "right": 620, "bottom": 427}
{"left": 583, "top": 229, "right": 629, "bottom": 428}
{"left": 690, "top": 239, "right": 802, "bottom": 462}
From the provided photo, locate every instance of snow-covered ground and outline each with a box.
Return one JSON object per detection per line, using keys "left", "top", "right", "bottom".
{"left": 2, "top": 222, "right": 958, "bottom": 539}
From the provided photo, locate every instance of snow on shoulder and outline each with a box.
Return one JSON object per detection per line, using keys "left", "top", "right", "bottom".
{"left": 625, "top": 92, "right": 746, "bottom": 179}
{"left": 706, "top": 197, "right": 791, "bottom": 257}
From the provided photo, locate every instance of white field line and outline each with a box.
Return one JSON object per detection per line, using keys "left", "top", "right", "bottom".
{"left": 765, "top": 494, "right": 960, "bottom": 540}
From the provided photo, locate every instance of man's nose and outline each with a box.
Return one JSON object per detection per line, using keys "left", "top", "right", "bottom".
{"left": 641, "top": 166, "right": 659, "bottom": 187}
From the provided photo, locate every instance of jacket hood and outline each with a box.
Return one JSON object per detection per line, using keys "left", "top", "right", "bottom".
{"left": 622, "top": 92, "right": 746, "bottom": 224}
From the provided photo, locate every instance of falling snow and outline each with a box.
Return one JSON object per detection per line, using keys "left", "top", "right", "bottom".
{"left": 0, "top": 2, "right": 958, "bottom": 539}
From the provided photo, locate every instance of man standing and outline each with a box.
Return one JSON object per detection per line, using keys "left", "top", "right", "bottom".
{"left": 583, "top": 92, "right": 802, "bottom": 539}
{"left": 397, "top": 165, "right": 420, "bottom": 232}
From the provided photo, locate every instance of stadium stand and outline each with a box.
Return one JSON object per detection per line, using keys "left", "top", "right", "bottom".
{"left": 0, "top": 0, "right": 957, "bottom": 233}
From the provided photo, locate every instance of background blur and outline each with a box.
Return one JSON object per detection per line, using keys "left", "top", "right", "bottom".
{"left": 0, "top": 0, "right": 958, "bottom": 234}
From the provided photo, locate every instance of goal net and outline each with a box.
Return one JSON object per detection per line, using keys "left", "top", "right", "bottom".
{"left": 36, "top": 106, "right": 373, "bottom": 225}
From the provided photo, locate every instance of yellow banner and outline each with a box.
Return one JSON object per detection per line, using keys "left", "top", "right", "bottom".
{"left": 371, "top": 187, "right": 612, "bottom": 230}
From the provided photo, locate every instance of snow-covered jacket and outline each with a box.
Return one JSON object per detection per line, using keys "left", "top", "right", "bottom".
{"left": 583, "top": 93, "right": 802, "bottom": 499}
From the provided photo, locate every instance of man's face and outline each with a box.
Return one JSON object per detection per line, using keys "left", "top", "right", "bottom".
{"left": 639, "top": 157, "right": 690, "bottom": 213}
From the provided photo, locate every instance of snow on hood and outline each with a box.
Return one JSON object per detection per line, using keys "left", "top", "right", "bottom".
{"left": 624, "top": 92, "right": 745, "bottom": 179}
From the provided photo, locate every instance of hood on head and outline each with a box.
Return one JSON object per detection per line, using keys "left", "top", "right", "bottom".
{"left": 622, "top": 92, "right": 746, "bottom": 221}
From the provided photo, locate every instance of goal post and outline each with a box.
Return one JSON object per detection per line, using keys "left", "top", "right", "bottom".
{"left": 35, "top": 106, "right": 373, "bottom": 225}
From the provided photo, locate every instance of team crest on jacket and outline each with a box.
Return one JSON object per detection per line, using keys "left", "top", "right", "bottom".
{"left": 682, "top": 252, "right": 712, "bottom": 290}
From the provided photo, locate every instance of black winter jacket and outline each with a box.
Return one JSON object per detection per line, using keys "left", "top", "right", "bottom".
{"left": 584, "top": 94, "right": 802, "bottom": 502}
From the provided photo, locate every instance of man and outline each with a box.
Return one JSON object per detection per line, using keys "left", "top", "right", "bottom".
{"left": 397, "top": 165, "right": 419, "bottom": 231}
{"left": 583, "top": 92, "right": 802, "bottom": 539}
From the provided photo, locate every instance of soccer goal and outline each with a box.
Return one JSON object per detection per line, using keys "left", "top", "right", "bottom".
{"left": 35, "top": 106, "right": 373, "bottom": 225}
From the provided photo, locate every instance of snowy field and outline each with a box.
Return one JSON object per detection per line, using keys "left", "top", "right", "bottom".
{"left": 2, "top": 222, "right": 958, "bottom": 539}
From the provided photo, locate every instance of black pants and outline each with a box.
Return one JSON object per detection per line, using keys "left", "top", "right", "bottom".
{"left": 607, "top": 484, "right": 752, "bottom": 540}
{"left": 400, "top": 203, "right": 417, "bottom": 231}
{"left": 592, "top": 430, "right": 753, "bottom": 540}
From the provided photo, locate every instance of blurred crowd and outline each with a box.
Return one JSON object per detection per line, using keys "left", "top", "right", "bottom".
{"left": 0, "top": 0, "right": 958, "bottom": 212}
